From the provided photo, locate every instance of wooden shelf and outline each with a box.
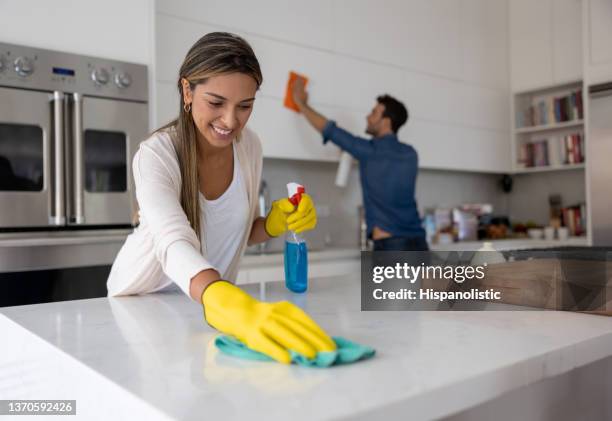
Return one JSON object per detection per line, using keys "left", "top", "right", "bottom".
{"left": 513, "top": 163, "right": 585, "bottom": 174}
{"left": 515, "top": 120, "right": 584, "bottom": 134}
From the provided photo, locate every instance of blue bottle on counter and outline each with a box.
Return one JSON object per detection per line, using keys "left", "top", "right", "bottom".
{"left": 284, "top": 182, "right": 308, "bottom": 293}
{"left": 285, "top": 231, "right": 308, "bottom": 293}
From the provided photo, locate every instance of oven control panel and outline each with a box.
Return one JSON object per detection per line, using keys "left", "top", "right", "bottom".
{"left": 0, "top": 42, "right": 147, "bottom": 102}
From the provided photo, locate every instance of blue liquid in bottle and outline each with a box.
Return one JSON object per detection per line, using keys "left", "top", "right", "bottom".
{"left": 284, "top": 233, "right": 308, "bottom": 293}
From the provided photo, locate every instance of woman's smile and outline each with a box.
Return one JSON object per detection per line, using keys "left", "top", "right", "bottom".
{"left": 209, "top": 123, "right": 234, "bottom": 141}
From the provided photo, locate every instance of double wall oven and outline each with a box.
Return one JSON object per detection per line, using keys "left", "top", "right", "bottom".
{"left": 0, "top": 42, "right": 148, "bottom": 232}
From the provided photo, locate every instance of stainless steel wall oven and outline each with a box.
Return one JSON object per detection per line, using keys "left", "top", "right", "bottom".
{"left": 0, "top": 42, "right": 148, "bottom": 233}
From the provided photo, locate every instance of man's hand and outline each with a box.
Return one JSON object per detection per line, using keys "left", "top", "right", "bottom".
{"left": 290, "top": 75, "right": 328, "bottom": 133}
{"left": 292, "top": 78, "right": 309, "bottom": 111}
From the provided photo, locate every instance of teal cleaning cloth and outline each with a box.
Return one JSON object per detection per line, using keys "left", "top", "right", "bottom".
{"left": 215, "top": 335, "right": 375, "bottom": 367}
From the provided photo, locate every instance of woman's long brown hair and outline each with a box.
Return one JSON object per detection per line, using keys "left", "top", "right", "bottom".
{"left": 146, "top": 32, "right": 262, "bottom": 240}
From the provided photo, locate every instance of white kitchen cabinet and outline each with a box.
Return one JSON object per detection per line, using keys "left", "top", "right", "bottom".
{"left": 332, "top": 0, "right": 463, "bottom": 80}
{"left": 248, "top": 97, "right": 341, "bottom": 162}
{"left": 460, "top": 0, "right": 509, "bottom": 90}
{"left": 154, "top": 0, "right": 511, "bottom": 171}
{"left": 552, "top": 0, "right": 583, "bottom": 84}
{"left": 510, "top": 0, "right": 583, "bottom": 92}
{"left": 236, "top": 249, "right": 360, "bottom": 285}
{"left": 156, "top": 0, "right": 334, "bottom": 51}
{"left": 583, "top": 0, "right": 612, "bottom": 85}
{"left": 403, "top": 118, "right": 511, "bottom": 173}
{"left": 510, "top": 0, "right": 554, "bottom": 92}
{"left": 0, "top": 0, "right": 152, "bottom": 65}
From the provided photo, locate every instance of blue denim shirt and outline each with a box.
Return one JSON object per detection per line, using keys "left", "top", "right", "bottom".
{"left": 322, "top": 121, "right": 425, "bottom": 239}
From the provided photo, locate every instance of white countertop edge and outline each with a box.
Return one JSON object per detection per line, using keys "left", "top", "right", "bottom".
{"left": 0, "top": 314, "right": 173, "bottom": 421}
{"left": 347, "top": 327, "right": 612, "bottom": 421}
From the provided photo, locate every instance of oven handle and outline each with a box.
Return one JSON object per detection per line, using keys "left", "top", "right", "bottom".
{"left": 51, "top": 91, "right": 66, "bottom": 225}
{"left": 72, "top": 93, "right": 85, "bottom": 223}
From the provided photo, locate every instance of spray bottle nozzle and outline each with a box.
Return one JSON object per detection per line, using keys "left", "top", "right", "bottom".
{"left": 287, "top": 182, "right": 305, "bottom": 207}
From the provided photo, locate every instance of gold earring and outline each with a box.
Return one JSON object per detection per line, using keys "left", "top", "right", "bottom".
{"left": 184, "top": 102, "right": 191, "bottom": 113}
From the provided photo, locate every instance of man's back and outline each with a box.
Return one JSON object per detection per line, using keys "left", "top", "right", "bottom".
{"left": 358, "top": 135, "right": 424, "bottom": 238}
{"left": 321, "top": 121, "right": 425, "bottom": 239}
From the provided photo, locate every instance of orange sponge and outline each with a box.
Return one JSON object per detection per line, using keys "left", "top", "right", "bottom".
{"left": 284, "top": 71, "right": 309, "bottom": 112}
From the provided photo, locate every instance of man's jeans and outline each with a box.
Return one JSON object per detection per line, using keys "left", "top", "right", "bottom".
{"left": 372, "top": 236, "right": 429, "bottom": 251}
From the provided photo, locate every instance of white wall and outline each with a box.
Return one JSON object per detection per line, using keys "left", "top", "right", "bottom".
{"left": 153, "top": 0, "right": 511, "bottom": 172}
{"left": 0, "top": 0, "right": 153, "bottom": 65}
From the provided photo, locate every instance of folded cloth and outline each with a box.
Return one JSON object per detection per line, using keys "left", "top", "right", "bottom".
{"left": 215, "top": 335, "right": 375, "bottom": 367}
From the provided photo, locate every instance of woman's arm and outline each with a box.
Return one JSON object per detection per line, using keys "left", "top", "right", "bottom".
{"left": 247, "top": 216, "right": 272, "bottom": 246}
{"left": 189, "top": 268, "right": 223, "bottom": 302}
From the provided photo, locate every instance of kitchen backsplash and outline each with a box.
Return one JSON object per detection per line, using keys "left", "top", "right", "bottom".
{"left": 250, "top": 158, "right": 512, "bottom": 252}
{"left": 507, "top": 170, "right": 586, "bottom": 226}
{"left": 249, "top": 156, "right": 587, "bottom": 252}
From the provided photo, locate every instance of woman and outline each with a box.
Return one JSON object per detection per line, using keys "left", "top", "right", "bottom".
{"left": 107, "top": 32, "right": 335, "bottom": 363}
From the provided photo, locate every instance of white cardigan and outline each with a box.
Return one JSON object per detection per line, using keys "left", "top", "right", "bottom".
{"left": 107, "top": 126, "right": 263, "bottom": 298}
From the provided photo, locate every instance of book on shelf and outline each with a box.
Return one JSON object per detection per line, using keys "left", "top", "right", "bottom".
{"left": 516, "top": 89, "right": 583, "bottom": 128}
{"left": 517, "top": 132, "right": 584, "bottom": 168}
{"left": 562, "top": 203, "right": 587, "bottom": 237}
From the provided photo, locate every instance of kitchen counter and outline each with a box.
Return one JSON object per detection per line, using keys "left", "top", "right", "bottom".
{"left": 241, "top": 247, "right": 360, "bottom": 268}
{"left": 2, "top": 275, "right": 612, "bottom": 420}
{"left": 237, "top": 247, "right": 360, "bottom": 284}
{"left": 430, "top": 236, "right": 589, "bottom": 252}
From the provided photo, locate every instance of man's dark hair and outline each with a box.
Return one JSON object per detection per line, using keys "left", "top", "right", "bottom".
{"left": 376, "top": 94, "right": 408, "bottom": 133}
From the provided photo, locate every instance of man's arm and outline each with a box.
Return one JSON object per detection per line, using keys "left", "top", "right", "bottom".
{"left": 292, "top": 78, "right": 374, "bottom": 160}
{"left": 297, "top": 102, "right": 328, "bottom": 133}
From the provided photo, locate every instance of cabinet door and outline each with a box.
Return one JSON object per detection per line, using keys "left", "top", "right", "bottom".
{"left": 552, "top": 0, "right": 583, "bottom": 84}
{"left": 585, "top": 0, "right": 612, "bottom": 84}
{"left": 510, "top": 0, "right": 554, "bottom": 92}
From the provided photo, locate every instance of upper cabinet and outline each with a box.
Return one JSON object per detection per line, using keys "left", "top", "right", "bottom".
{"left": 0, "top": 0, "right": 151, "bottom": 65}
{"left": 583, "top": 0, "right": 612, "bottom": 85}
{"left": 154, "top": 0, "right": 511, "bottom": 172}
{"left": 552, "top": 0, "right": 584, "bottom": 84}
{"left": 510, "top": 0, "right": 583, "bottom": 92}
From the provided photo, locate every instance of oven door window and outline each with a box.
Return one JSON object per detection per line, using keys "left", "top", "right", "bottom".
{"left": 0, "top": 123, "right": 44, "bottom": 191}
{"left": 84, "top": 130, "right": 127, "bottom": 192}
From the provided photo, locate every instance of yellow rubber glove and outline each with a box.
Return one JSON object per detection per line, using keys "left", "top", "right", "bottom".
{"left": 265, "top": 193, "right": 317, "bottom": 237}
{"left": 264, "top": 197, "right": 294, "bottom": 237}
{"left": 202, "top": 281, "right": 336, "bottom": 364}
{"left": 287, "top": 193, "right": 317, "bottom": 234}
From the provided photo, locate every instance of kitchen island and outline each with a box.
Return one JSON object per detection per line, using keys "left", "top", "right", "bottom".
{"left": 1, "top": 275, "right": 612, "bottom": 420}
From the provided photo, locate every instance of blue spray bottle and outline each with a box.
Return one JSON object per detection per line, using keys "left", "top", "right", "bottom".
{"left": 284, "top": 182, "right": 308, "bottom": 293}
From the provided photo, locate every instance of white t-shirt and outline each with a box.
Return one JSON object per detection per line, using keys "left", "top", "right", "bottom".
{"left": 106, "top": 127, "right": 263, "bottom": 298}
{"left": 146, "top": 142, "right": 248, "bottom": 293}
{"left": 199, "top": 142, "right": 249, "bottom": 278}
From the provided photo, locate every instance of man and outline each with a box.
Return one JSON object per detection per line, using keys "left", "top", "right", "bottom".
{"left": 292, "top": 80, "right": 427, "bottom": 251}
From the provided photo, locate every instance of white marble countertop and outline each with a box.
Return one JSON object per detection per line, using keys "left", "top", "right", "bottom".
{"left": 2, "top": 275, "right": 612, "bottom": 421}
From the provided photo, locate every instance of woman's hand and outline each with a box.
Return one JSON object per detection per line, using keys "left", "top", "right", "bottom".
{"left": 201, "top": 281, "right": 336, "bottom": 363}
{"left": 265, "top": 193, "right": 317, "bottom": 237}
{"left": 286, "top": 193, "right": 317, "bottom": 234}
